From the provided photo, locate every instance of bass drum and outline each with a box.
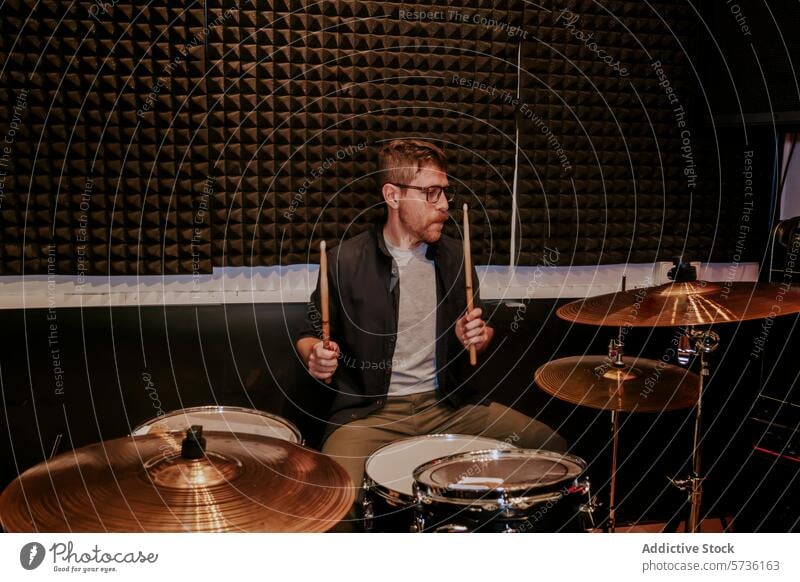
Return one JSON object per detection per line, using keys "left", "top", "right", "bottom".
{"left": 362, "top": 434, "right": 515, "bottom": 532}
{"left": 132, "top": 406, "right": 302, "bottom": 444}
{"left": 413, "top": 449, "right": 592, "bottom": 532}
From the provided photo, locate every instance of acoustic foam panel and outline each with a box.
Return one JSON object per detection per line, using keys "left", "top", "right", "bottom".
{"left": 206, "top": 0, "right": 522, "bottom": 266}
{"left": 0, "top": 0, "right": 210, "bottom": 275}
{"left": 515, "top": 0, "right": 763, "bottom": 267}
{"left": 1, "top": 0, "right": 770, "bottom": 275}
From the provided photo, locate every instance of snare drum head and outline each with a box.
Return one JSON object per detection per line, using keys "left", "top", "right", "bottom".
{"left": 132, "top": 406, "right": 301, "bottom": 443}
{"left": 414, "top": 449, "right": 585, "bottom": 499}
{"left": 365, "top": 434, "right": 515, "bottom": 498}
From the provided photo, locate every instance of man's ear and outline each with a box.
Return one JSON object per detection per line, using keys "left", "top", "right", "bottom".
{"left": 382, "top": 183, "right": 399, "bottom": 208}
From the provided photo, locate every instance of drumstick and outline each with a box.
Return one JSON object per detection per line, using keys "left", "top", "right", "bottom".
{"left": 462, "top": 203, "right": 477, "bottom": 366}
{"left": 319, "top": 240, "right": 332, "bottom": 384}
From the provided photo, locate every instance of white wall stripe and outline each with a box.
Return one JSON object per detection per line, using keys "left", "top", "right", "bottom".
{"left": 0, "top": 262, "right": 759, "bottom": 309}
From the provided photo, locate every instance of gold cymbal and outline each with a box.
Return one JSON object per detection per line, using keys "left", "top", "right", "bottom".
{"left": 0, "top": 432, "right": 354, "bottom": 532}
{"left": 556, "top": 281, "right": 800, "bottom": 327}
{"left": 535, "top": 355, "right": 700, "bottom": 412}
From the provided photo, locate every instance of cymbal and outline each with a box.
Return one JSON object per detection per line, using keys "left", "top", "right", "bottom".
{"left": 556, "top": 281, "right": 800, "bottom": 327}
{"left": 535, "top": 355, "right": 700, "bottom": 412}
{"left": 0, "top": 431, "right": 354, "bottom": 532}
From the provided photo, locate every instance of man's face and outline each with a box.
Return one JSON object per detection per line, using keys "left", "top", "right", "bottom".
{"left": 396, "top": 164, "right": 450, "bottom": 244}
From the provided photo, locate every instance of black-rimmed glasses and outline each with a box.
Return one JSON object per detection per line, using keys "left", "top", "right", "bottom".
{"left": 390, "top": 183, "right": 455, "bottom": 204}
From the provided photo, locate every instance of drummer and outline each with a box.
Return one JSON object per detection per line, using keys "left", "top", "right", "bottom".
{"left": 295, "top": 139, "right": 567, "bottom": 492}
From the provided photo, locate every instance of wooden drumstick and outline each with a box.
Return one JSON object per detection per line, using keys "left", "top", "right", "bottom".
{"left": 319, "top": 240, "right": 332, "bottom": 384}
{"left": 462, "top": 203, "right": 477, "bottom": 366}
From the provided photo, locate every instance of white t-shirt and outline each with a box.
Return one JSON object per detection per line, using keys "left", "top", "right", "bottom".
{"left": 384, "top": 239, "right": 438, "bottom": 396}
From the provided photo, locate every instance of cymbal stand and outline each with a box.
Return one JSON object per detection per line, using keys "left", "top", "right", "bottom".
{"left": 608, "top": 408, "right": 620, "bottom": 532}
{"left": 599, "top": 334, "right": 626, "bottom": 533}
{"left": 597, "top": 276, "right": 628, "bottom": 533}
{"left": 670, "top": 326, "right": 719, "bottom": 532}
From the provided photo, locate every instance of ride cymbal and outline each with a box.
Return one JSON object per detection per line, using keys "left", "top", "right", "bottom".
{"left": 0, "top": 431, "right": 354, "bottom": 532}
{"left": 556, "top": 281, "right": 800, "bottom": 327}
{"left": 535, "top": 355, "right": 700, "bottom": 412}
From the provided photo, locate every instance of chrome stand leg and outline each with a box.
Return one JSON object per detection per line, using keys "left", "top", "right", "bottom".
{"left": 687, "top": 350, "right": 707, "bottom": 533}
{"left": 670, "top": 329, "right": 718, "bottom": 533}
{"left": 609, "top": 409, "right": 619, "bottom": 533}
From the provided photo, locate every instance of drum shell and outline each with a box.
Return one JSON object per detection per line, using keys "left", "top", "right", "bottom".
{"left": 362, "top": 475, "right": 417, "bottom": 532}
{"left": 413, "top": 449, "right": 592, "bottom": 533}
{"left": 414, "top": 480, "right": 591, "bottom": 532}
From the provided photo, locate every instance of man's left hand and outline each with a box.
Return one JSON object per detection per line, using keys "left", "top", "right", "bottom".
{"left": 456, "top": 307, "right": 493, "bottom": 354}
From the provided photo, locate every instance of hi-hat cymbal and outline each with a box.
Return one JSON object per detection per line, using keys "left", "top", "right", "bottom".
{"left": 556, "top": 281, "right": 800, "bottom": 327}
{"left": 0, "top": 431, "right": 354, "bottom": 532}
{"left": 535, "top": 355, "right": 700, "bottom": 412}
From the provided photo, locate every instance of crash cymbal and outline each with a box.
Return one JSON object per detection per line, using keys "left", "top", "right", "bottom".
{"left": 556, "top": 281, "right": 800, "bottom": 327}
{"left": 535, "top": 355, "right": 700, "bottom": 412}
{"left": 0, "top": 431, "right": 354, "bottom": 533}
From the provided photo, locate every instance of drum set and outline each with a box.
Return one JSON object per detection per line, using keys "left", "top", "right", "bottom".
{"left": 1, "top": 263, "right": 798, "bottom": 533}
{"left": 0, "top": 406, "right": 594, "bottom": 533}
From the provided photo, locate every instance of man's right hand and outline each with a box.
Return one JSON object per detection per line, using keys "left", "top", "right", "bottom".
{"left": 307, "top": 340, "right": 340, "bottom": 381}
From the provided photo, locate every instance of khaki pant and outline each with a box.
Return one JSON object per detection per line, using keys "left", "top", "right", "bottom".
{"left": 322, "top": 390, "right": 568, "bottom": 493}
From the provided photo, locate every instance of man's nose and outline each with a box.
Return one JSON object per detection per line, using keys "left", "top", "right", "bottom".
{"left": 435, "top": 192, "right": 450, "bottom": 212}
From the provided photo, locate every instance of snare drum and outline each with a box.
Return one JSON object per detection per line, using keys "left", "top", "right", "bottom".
{"left": 413, "top": 449, "right": 592, "bottom": 533}
{"left": 132, "top": 406, "right": 302, "bottom": 444}
{"left": 362, "top": 434, "right": 515, "bottom": 532}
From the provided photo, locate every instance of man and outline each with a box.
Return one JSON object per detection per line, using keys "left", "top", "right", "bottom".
{"left": 296, "top": 139, "right": 566, "bottom": 493}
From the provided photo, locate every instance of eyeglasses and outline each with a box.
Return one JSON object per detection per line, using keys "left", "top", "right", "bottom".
{"left": 390, "top": 183, "right": 455, "bottom": 204}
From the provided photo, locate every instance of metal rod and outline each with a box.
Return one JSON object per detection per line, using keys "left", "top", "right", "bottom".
{"left": 687, "top": 350, "right": 706, "bottom": 532}
{"left": 609, "top": 409, "right": 619, "bottom": 533}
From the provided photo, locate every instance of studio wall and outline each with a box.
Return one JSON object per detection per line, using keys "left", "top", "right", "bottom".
{"left": 1, "top": 0, "right": 785, "bottom": 275}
